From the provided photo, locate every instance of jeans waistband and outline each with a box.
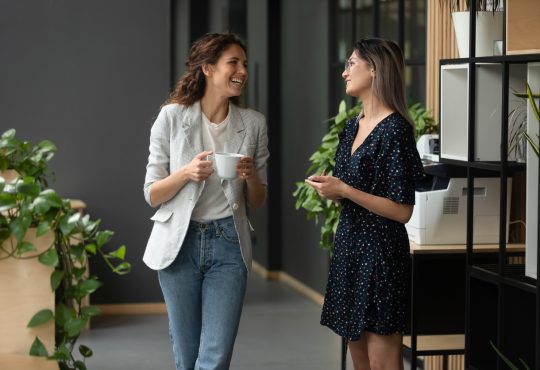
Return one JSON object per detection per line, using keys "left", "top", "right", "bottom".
{"left": 189, "top": 216, "right": 234, "bottom": 232}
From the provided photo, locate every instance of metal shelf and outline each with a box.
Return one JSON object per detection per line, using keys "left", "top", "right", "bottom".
{"left": 441, "top": 54, "right": 540, "bottom": 65}
{"left": 469, "top": 264, "right": 537, "bottom": 294}
{"left": 444, "top": 3, "right": 540, "bottom": 369}
{"left": 438, "top": 158, "right": 526, "bottom": 173}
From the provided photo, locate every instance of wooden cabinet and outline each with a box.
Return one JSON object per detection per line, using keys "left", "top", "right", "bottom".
{"left": 506, "top": 0, "right": 540, "bottom": 55}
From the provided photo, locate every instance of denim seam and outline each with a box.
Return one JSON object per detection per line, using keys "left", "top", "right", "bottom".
{"left": 199, "top": 227, "right": 205, "bottom": 273}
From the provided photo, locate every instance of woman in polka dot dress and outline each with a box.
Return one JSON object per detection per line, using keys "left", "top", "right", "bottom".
{"left": 305, "top": 38, "right": 424, "bottom": 370}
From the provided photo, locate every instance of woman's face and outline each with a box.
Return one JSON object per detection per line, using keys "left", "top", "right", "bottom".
{"left": 204, "top": 44, "right": 248, "bottom": 99}
{"left": 342, "top": 51, "right": 373, "bottom": 98}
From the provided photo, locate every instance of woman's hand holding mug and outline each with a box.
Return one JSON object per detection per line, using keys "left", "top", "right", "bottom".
{"left": 237, "top": 156, "right": 254, "bottom": 180}
{"left": 185, "top": 151, "right": 214, "bottom": 182}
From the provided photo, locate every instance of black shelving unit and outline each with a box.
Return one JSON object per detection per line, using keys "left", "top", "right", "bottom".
{"left": 438, "top": 2, "right": 540, "bottom": 369}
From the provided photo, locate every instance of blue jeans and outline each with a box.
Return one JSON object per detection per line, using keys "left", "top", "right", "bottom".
{"left": 158, "top": 216, "right": 248, "bottom": 370}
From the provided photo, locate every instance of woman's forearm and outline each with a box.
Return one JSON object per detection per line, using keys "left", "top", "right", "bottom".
{"left": 341, "top": 184, "right": 413, "bottom": 224}
{"left": 245, "top": 173, "right": 267, "bottom": 209}
{"left": 148, "top": 167, "right": 190, "bottom": 207}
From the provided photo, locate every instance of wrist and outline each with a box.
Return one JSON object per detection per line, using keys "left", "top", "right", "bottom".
{"left": 175, "top": 166, "right": 189, "bottom": 183}
{"left": 340, "top": 182, "right": 349, "bottom": 199}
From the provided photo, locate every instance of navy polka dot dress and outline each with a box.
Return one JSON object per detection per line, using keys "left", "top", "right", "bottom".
{"left": 320, "top": 112, "right": 424, "bottom": 341}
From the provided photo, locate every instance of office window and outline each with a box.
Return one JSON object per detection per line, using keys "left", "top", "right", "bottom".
{"left": 330, "top": 0, "right": 426, "bottom": 110}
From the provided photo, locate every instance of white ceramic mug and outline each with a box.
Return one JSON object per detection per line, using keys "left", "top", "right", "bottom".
{"left": 208, "top": 152, "right": 243, "bottom": 179}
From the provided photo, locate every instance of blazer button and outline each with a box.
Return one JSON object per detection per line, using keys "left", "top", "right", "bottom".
{"left": 232, "top": 203, "right": 239, "bottom": 210}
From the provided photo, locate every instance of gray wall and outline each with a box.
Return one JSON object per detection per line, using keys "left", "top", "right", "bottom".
{"left": 0, "top": 0, "right": 171, "bottom": 304}
{"left": 1, "top": 0, "right": 333, "bottom": 303}
{"left": 280, "top": 0, "right": 330, "bottom": 292}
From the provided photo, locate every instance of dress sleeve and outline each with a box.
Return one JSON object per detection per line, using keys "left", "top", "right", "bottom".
{"left": 379, "top": 121, "right": 425, "bottom": 205}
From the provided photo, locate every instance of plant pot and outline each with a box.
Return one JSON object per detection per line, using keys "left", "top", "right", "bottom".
{"left": 452, "top": 11, "right": 503, "bottom": 58}
{"left": 0, "top": 229, "right": 55, "bottom": 356}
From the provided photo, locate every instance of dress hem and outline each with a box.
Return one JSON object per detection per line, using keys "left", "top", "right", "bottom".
{"left": 320, "top": 320, "right": 405, "bottom": 341}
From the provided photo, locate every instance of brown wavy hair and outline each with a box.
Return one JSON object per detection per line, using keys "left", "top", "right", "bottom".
{"left": 163, "top": 33, "right": 246, "bottom": 107}
{"left": 353, "top": 38, "right": 413, "bottom": 129}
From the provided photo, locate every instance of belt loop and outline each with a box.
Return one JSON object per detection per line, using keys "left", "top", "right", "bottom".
{"left": 213, "top": 219, "right": 220, "bottom": 236}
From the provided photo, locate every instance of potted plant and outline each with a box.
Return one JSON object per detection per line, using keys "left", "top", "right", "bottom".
{"left": 519, "top": 84, "right": 540, "bottom": 156}
{"left": 440, "top": 0, "right": 503, "bottom": 58}
{"left": 292, "top": 100, "right": 436, "bottom": 253}
{"left": 0, "top": 128, "right": 130, "bottom": 370}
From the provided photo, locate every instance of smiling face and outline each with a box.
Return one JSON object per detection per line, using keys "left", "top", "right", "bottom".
{"left": 203, "top": 44, "right": 248, "bottom": 100}
{"left": 342, "top": 51, "right": 374, "bottom": 98}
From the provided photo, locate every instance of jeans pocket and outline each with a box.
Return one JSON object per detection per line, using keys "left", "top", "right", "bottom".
{"left": 218, "top": 222, "right": 240, "bottom": 243}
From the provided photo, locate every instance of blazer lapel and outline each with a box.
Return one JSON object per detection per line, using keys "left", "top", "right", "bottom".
{"left": 180, "top": 101, "right": 204, "bottom": 157}
{"left": 224, "top": 103, "right": 247, "bottom": 155}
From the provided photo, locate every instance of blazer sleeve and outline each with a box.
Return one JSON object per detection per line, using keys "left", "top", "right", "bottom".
{"left": 253, "top": 115, "right": 270, "bottom": 186}
{"left": 143, "top": 107, "right": 171, "bottom": 206}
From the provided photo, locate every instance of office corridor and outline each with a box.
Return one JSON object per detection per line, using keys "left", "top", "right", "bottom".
{"left": 80, "top": 271, "right": 355, "bottom": 370}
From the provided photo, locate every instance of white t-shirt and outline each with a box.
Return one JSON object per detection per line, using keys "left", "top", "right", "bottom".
{"left": 190, "top": 111, "right": 233, "bottom": 222}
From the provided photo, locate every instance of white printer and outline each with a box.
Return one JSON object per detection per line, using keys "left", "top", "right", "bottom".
{"left": 405, "top": 135, "right": 511, "bottom": 245}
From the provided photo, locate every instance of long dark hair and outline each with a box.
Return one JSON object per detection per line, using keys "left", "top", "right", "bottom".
{"left": 353, "top": 38, "right": 413, "bottom": 128}
{"left": 163, "top": 33, "right": 246, "bottom": 107}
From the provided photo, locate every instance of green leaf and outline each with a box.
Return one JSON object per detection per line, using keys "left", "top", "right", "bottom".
{"left": 68, "top": 212, "right": 81, "bottom": 224}
{"left": 85, "top": 243, "right": 97, "bottom": 255}
{"left": 113, "top": 261, "right": 131, "bottom": 275}
{"left": 96, "top": 230, "right": 114, "bottom": 247}
{"left": 36, "top": 221, "right": 51, "bottom": 237}
{"left": 108, "top": 245, "right": 126, "bottom": 260}
{"left": 72, "top": 266, "right": 87, "bottom": 279}
{"left": 49, "top": 344, "right": 70, "bottom": 361}
{"left": 38, "top": 248, "right": 58, "bottom": 267}
{"left": 79, "top": 344, "right": 94, "bottom": 358}
{"left": 39, "top": 189, "right": 62, "bottom": 207}
{"left": 526, "top": 84, "right": 540, "bottom": 125}
{"left": 59, "top": 214, "right": 77, "bottom": 235}
{"left": 78, "top": 278, "right": 102, "bottom": 295}
{"left": 75, "top": 360, "right": 88, "bottom": 370}
{"left": 65, "top": 317, "right": 87, "bottom": 338}
{"left": 17, "top": 241, "right": 36, "bottom": 255}
{"left": 55, "top": 303, "right": 74, "bottom": 327}
{"left": 81, "top": 305, "right": 102, "bottom": 318}
{"left": 34, "top": 140, "right": 57, "bottom": 160}
{"left": 9, "top": 213, "right": 32, "bottom": 241}
{"left": 490, "top": 341, "right": 520, "bottom": 370}
{"left": 2, "top": 128, "right": 16, "bottom": 139}
{"left": 27, "top": 309, "right": 54, "bottom": 328}
{"left": 29, "top": 337, "right": 48, "bottom": 357}
{"left": 16, "top": 178, "right": 40, "bottom": 198}
{"left": 519, "top": 358, "right": 531, "bottom": 370}
{"left": 50, "top": 270, "right": 65, "bottom": 291}
{"left": 70, "top": 244, "right": 85, "bottom": 259}
{"left": 32, "top": 196, "right": 51, "bottom": 214}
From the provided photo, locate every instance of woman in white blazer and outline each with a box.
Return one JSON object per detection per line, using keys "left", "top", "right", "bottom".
{"left": 143, "top": 33, "right": 269, "bottom": 370}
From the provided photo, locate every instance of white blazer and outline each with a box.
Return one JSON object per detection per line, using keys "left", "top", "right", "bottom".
{"left": 143, "top": 102, "right": 269, "bottom": 271}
